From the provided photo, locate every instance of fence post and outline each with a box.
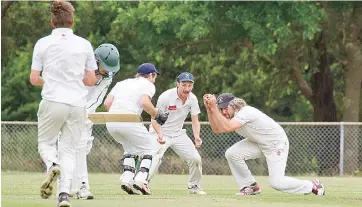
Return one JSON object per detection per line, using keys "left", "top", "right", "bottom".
{"left": 339, "top": 121, "right": 345, "bottom": 176}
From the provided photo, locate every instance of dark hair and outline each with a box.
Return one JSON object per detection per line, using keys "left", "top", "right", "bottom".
{"left": 51, "top": 0, "right": 75, "bottom": 28}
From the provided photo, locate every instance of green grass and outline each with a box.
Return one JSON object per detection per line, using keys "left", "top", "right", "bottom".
{"left": 2, "top": 171, "right": 362, "bottom": 207}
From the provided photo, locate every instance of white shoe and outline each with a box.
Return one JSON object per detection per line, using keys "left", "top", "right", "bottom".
{"left": 40, "top": 164, "right": 61, "bottom": 199}
{"left": 76, "top": 183, "right": 94, "bottom": 200}
{"left": 188, "top": 185, "right": 207, "bottom": 195}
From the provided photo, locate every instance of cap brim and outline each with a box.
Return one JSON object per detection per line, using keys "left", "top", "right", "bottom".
{"left": 217, "top": 102, "right": 230, "bottom": 109}
{"left": 179, "top": 79, "right": 194, "bottom": 83}
{"left": 156, "top": 71, "right": 161, "bottom": 75}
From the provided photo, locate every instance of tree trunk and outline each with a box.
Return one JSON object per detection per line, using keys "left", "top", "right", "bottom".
{"left": 342, "top": 18, "right": 362, "bottom": 174}
{"left": 311, "top": 31, "right": 339, "bottom": 175}
{"left": 1, "top": 1, "right": 13, "bottom": 20}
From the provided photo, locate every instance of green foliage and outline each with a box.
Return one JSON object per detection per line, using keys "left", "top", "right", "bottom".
{"left": 1, "top": 1, "right": 358, "bottom": 122}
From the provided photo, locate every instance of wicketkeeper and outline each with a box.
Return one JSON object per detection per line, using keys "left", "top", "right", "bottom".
{"left": 104, "top": 63, "right": 169, "bottom": 195}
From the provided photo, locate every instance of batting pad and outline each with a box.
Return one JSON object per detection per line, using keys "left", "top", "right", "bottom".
{"left": 88, "top": 112, "right": 143, "bottom": 123}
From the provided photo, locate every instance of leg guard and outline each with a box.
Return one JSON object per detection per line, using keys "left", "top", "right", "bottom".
{"left": 120, "top": 154, "right": 138, "bottom": 183}
{"left": 134, "top": 155, "right": 152, "bottom": 183}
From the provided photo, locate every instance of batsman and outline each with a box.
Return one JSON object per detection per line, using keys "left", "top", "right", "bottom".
{"left": 58, "top": 43, "right": 120, "bottom": 199}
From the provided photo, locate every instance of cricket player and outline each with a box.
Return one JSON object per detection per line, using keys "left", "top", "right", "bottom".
{"left": 148, "top": 72, "right": 207, "bottom": 195}
{"left": 203, "top": 93, "right": 325, "bottom": 196}
{"left": 104, "top": 63, "right": 169, "bottom": 195}
{"left": 66, "top": 43, "right": 120, "bottom": 199}
{"left": 30, "top": 1, "right": 98, "bottom": 206}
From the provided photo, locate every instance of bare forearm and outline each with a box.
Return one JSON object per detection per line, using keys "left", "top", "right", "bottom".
{"left": 30, "top": 76, "right": 44, "bottom": 86}
{"left": 209, "top": 107, "right": 231, "bottom": 132}
{"left": 192, "top": 120, "right": 201, "bottom": 139}
{"left": 142, "top": 101, "right": 158, "bottom": 118}
{"left": 151, "top": 119, "right": 162, "bottom": 135}
{"left": 207, "top": 108, "right": 222, "bottom": 133}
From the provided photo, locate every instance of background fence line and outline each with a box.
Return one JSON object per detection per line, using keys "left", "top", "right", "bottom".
{"left": 1, "top": 121, "right": 362, "bottom": 177}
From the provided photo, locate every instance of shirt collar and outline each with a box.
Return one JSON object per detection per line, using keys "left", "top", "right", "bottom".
{"left": 51, "top": 28, "right": 73, "bottom": 35}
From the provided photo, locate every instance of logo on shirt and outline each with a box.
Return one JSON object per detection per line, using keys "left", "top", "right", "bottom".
{"left": 168, "top": 105, "right": 177, "bottom": 110}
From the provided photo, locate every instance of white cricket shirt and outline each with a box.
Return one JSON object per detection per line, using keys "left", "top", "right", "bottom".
{"left": 233, "top": 106, "right": 287, "bottom": 147}
{"left": 149, "top": 88, "right": 201, "bottom": 136}
{"left": 108, "top": 77, "right": 156, "bottom": 115}
{"left": 31, "top": 28, "right": 98, "bottom": 107}
{"left": 86, "top": 74, "right": 113, "bottom": 114}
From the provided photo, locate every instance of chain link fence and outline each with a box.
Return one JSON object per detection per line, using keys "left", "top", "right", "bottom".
{"left": 1, "top": 122, "right": 362, "bottom": 176}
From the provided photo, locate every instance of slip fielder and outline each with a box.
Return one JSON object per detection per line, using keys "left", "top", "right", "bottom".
{"left": 104, "top": 63, "right": 169, "bottom": 195}
{"left": 203, "top": 93, "right": 325, "bottom": 196}
{"left": 148, "top": 72, "right": 206, "bottom": 195}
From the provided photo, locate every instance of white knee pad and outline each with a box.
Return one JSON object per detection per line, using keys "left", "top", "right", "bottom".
{"left": 139, "top": 155, "right": 152, "bottom": 179}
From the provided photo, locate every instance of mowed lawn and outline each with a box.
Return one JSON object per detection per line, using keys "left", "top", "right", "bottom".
{"left": 1, "top": 172, "right": 362, "bottom": 207}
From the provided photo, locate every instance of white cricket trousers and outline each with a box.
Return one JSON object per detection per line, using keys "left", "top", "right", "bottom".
{"left": 70, "top": 118, "right": 94, "bottom": 192}
{"left": 149, "top": 133, "right": 202, "bottom": 187}
{"left": 106, "top": 122, "right": 158, "bottom": 184}
{"left": 37, "top": 100, "right": 86, "bottom": 195}
{"left": 225, "top": 138, "right": 314, "bottom": 194}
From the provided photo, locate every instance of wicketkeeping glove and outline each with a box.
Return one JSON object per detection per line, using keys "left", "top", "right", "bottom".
{"left": 154, "top": 110, "right": 169, "bottom": 125}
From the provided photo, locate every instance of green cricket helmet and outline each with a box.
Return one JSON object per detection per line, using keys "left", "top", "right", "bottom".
{"left": 94, "top": 43, "right": 120, "bottom": 73}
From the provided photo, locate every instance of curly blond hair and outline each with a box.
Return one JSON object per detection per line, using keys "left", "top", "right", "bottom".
{"left": 228, "top": 98, "right": 247, "bottom": 112}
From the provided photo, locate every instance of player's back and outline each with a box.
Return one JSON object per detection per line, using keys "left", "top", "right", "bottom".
{"left": 33, "top": 28, "right": 96, "bottom": 107}
{"left": 109, "top": 77, "right": 156, "bottom": 115}
{"left": 234, "top": 106, "right": 287, "bottom": 145}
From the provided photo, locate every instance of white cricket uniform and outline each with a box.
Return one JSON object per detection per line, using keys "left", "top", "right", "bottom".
{"left": 148, "top": 88, "right": 202, "bottom": 187}
{"left": 226, "top": 106, "right": 313, "bottom": 194}
{"left": 32, "top": 28, "right": 98, "bottom": 195}
{"left": 70, "top": 74, "right": 113, "bottom": 192}
{"left": 106, "top": 77, "right": 158, "bottom": 184}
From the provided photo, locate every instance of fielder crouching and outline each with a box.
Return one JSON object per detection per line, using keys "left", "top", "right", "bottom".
{"left": 203, "top": 93, "right": 325, "bottom": 196}
{"left": 104, "top": 63, "right": 168, "bottom": 195}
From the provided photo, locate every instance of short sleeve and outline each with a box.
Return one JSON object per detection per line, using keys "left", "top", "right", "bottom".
{"left": 232, "top": 108, "right": 252, "bottom": 125}
{"left": 31, "top": 40, "right": 43, "bottom": 71}
{"left": 156, "top": 92, "right": 168, "bottom": 112}
{"left": 109, "top": 82, "right": 120, "bottom": 96}
{"left": 141, "top": 82, "right": 156, "bottom": 99}
{"left": 190, "top": 96, "right": 201, "bottom": 115}
{"left": 85, "top": 42, "right": 98, "bottom": 71}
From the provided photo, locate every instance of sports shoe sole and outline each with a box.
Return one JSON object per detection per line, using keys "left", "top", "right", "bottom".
{"left": 40, "top": 166, "right": 61, "bottom": 199}
{"left": 58, "top": 200, "right": 71, "bottom": 207}
{"left": 133, "top": 182, "right": 151, "bottom": 195}
{"left": 77, "top": 193, "right": 94, "bottom": 200}
{"left": 121, "top": 184, "right": 135, "bottom": 195}
{"left": 235, "top": 189, "right": 261, "bottom": 196}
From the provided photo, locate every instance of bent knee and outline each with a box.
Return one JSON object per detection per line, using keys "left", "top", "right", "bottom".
{"left": 269, "top": 178, "right": 283, "bottom": 191}
{"left": 225, "top": 148, "right": 237, "bottom": 160}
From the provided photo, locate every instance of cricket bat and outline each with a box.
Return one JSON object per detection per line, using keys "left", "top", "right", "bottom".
{"left": 88, "top": 112, "right": 143, "bottom": 123}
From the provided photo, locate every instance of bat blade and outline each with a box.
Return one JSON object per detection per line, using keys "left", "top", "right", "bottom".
{"left": 88, "top": 112, "right": 142, "bottom": 123}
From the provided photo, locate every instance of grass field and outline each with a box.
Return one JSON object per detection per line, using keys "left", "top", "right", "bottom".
{"left": 1, "top": 172, "right": 362, "bottom": 207}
